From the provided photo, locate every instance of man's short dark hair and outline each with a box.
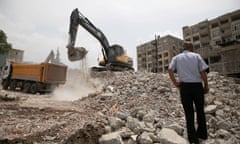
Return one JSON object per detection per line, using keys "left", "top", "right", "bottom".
{"left": 183, "top": 41, "right": 193, "bottom": 50}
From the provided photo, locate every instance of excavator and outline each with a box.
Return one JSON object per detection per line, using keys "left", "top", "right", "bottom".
{"left": 66, "top": 8, "right": 134, "bottom": 71}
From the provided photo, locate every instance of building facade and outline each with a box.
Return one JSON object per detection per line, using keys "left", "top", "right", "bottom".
{"left": 0, "top": 48, "right": 24, "bottom": 68}
{"left": 183, "top": 9, "right": 240, "bottom": 76}
{"left": 137, "top": 35, "right": 183, "bottom": 73}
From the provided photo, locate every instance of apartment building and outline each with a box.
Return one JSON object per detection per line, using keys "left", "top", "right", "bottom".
{"left": 183, "top": 9, "right": 240, "bottom": 76}
{"left": 137, "top": 35, "right": 183, "bottom": 73}
{"left": 0, "top": 48, "right": 24, "bottom": 68}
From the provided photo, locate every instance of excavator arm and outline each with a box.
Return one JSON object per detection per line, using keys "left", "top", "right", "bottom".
{"left": 67, "top": 8, "right": 108, "bottom": 62}
{"left": 66, "top": 8, "right": 134, "bottom": 71}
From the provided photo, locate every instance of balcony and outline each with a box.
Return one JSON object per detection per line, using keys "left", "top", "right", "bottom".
{"left": 221, "top": 29, "right": 232, "bottom": 37}
{"left": 199, "top": 28, "right": 209, "bottom": 34}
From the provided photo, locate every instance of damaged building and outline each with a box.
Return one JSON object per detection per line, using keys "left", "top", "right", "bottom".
{"left": 183, "top": 9, "right": 240, "bottom": 77}
{"left": 137, "top": 9, "right": 240, "bottom": 77}
{"left": 136, "top": 35, "right": 183, "bottom": 73}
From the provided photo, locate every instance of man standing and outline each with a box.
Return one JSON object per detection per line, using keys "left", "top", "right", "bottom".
{"left": 168, "top": 42, "right": 209, "bottom": 144}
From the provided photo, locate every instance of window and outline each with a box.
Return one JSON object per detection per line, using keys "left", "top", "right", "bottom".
{"left": 200, "top": 25, "right": 208, "bottom": 30}
{"left": 211, "top": 22, "right": 219, "bottom": 28}
{"left": 220, "top": 19, "right": 229, "bottom": 25}
{"left": 194, "top": 44, "right": 200, "bottom": 49}
{"left": 192, "top": 28, "right": 198, "bottom": 34}
{"left": 164, "top": 59, "right": 169, "bottom": 64}
{"left": 164, "top": 52, "right": 168, "bottom": 57}
{"left": 236, "top": 34, "right": 240, "bottom": 40}
{"left": 158, "top": 54, "right": 162, "bottom": 59}
{"left": 212, "top": 30, "right": 221, "bottom": 37}
{"left": 200, "top": 33, "right": 209, "bottom": 38}
{"left": 193, "top": 36, "right": 200, "bottom": 41}
{"left": 222, "top": 29, "right": 231, "bottom": 34}
{"left": 231, "top": 14, "right": 240, "bottom": 22}
{"left": 216, "top": 40, "right": 222, "bottom": 45}
{"left": 185, "top": 32, "right": 190, "bottom": 36}
{"left": 210, "top": 56, "right": 221, "bottom": 63}
{"left": 232, "top": 23, "right": 240, "bottom": 31}
{"left": 202, "top": 42, "right": 210, "bottom": 47}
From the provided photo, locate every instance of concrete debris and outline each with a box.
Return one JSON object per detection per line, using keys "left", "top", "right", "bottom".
{"left": 205, "top": 105, "right": 218, "bottom": 114}
{"left": 0, "top": 71, "right": 240, "bottom": 144}
{"left": 99, "top": 131, "right": 124, "bottom": 144}
{"left": 157, "top": 128, "right": 188, "bottom": 144}
{"left": 0, "top": 90, "right": 19, "bottom": 101}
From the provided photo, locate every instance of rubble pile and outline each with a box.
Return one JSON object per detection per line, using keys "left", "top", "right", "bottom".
{"left": 69, "top": 71, "right": 240, "bottom": 144}
{"left": 0, "top": 71, "right": 239, "bottom": 144}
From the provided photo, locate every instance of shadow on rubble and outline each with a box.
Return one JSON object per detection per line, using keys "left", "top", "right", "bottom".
{"left": 64, "top": 122, "right": 106, "bottom": 144}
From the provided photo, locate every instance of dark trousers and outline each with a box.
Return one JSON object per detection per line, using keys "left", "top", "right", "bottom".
{"left": 180, "top": 83, "right": 208, "bottom": 144}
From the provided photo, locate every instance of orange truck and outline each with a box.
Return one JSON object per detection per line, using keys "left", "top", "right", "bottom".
{"left": 1, "top": 62, "right": 67, "bottom": 94}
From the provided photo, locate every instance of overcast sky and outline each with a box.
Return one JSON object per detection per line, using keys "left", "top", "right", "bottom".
{"left": 0, "top": 0, "right": 239, "bottom": 69}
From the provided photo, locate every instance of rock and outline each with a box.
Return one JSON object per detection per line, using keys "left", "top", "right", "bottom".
{"left": 142, "top": 110, "right": 157, "bottom": 123}
{"left": 43, "top": 135, "right": 56, "bottom": 141}
{"left": 164, "top": 123, "right": 184, "bottom": 136}
{"left": 205, "top": 105, "right": 217, "bottom": 114}
{"left": 123, "top": 138, "right": 136, "bottom": 144}
{"left": 217, "top": 120, "right": 232, "bottom": 130}
{"left": 137, "top": 132, "right": 153, "bottom": 144}
{"left": 106, "top": 85, "right": 114, "bottom": 92}
{"left": 0, "top": 92, "right": 18, "bottom": 101}
{"left": 118, "top": 127, "right": 134, "bottom": 139}
{"left": 126, "top": 116, "right": 155, "bottom": 134}
{"left": 136, "top": 110, "right": 146, "bottom": 121}
{"left": 99, "top": 131, "right": 124, "bottom": 144}
{"left": 216, "top": 129, "right": 232, "bottom": 139}
{"left": 114, "top": 111, "right": 128, "bottom": 121}
{"left": 108, "top": 116, "right": 125, "bottom": 131}
{"left": 225, "top": 136, "right": 239, "bottom": 144}
{"left": 223, "top": 106, "right": 231, "bottom": 112}
{"left": 215, "top": 109, "right": 224, "bottom": 118}
{"left": 157, "top": 128, "right": 188, "bottom": 144}
{"left": 204, "top": 139, "right": 226, "bottom": 144}
{"left": 130, "top": 107, "right": 145, "bottom": 118}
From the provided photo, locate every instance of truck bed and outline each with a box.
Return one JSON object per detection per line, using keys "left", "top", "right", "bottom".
{"left": 11, "top": 62, "right": 67, "bottom": 84}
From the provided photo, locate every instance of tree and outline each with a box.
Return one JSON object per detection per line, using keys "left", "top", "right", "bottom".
{"left": 0, "top": 30, "right": 12, "bottom": 53}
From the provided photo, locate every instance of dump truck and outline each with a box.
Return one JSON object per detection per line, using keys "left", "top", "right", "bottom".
{"left": 1, "top": 62, "right": 67, "bottom": 94}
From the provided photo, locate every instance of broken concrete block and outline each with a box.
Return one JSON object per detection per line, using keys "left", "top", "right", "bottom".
{"left": 205, "top": 105, "right": 217, "bottom": 114}
{"left": 157, "top": 128, "right": 188, "bottom": 144}
{"left": 99, "top": 131, "right": 124, "bottom": 144}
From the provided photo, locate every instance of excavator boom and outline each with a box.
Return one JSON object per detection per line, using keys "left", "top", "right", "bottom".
{"left": 67, "top": 8, "right": 108, "bottom": 62}
{"left": 66, "top": 8, "right": 134, "bottom": 71}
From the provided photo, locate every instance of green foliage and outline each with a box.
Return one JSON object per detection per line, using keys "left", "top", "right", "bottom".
{"left": 0, "top": 30, "right": 12, "bottom": 53}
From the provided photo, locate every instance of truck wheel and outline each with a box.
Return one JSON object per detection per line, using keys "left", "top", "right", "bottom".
{"left": 30, "top": 83, "right": 38, "bottom": 94}
{"left": 23, "top": 82, "right": 30, "bottom": 93}
{"left": 9, "top": 80, "right": 17, "bottom": 91}
{"left": 2, "top": 80, "right": 10, "bottom": 90}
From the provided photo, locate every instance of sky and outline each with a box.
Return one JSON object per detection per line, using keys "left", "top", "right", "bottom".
{"left": 0, "top": 0, "right": 239, "bottom": 69}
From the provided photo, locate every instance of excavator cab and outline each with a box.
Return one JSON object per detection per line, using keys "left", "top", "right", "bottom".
{"left": 107, "top": 45, "right": 124, "bottom": 62}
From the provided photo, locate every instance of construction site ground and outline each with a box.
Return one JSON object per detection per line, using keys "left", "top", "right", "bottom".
{"left": 0, "top": 89, "right": 99, "bottom": 144}
{"left": 1, "top": 71, "right": 240, "bottom": 144}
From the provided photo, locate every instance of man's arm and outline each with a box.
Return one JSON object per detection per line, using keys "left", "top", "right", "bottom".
{"left": 200, "top": 70, "right": 209, "bottom": 94}
{"left": 168, "top": 69, "right": 180, "bottom": 88}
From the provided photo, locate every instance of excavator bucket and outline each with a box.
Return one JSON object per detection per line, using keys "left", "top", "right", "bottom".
{"left": 67, "top": 47, "right": 88, "bottom": 61}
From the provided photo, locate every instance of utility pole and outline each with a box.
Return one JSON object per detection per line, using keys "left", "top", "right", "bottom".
{"left": 155, "top": 35, "right": 158, "bottom": 73}
{"left": 151, "top": 35, "right": 158, "bottom": 73}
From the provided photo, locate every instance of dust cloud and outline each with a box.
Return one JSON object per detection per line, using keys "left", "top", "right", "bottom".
{"left": 52, "top": 57, "right": 103, "bottom": 101}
